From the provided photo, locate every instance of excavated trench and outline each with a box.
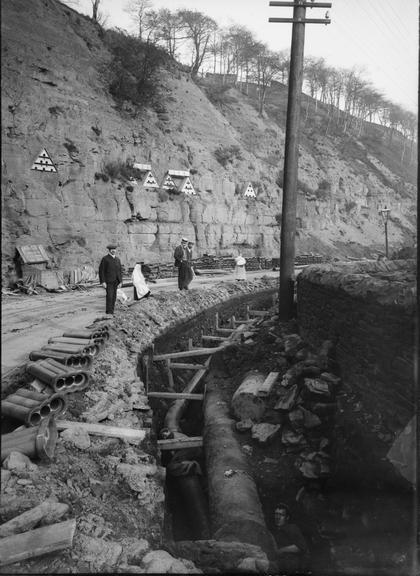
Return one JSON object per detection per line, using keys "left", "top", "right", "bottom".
{"left": 1, "top": 284, "right": 414, "bottom": 573}
{"left": 143, "top": 291, "right": 415, "bottom": 575}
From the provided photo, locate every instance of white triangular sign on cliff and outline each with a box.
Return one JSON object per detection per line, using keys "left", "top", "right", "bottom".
{"left": 244, "top": 182, "right": 256, "bottom": 198}
{"left": 180, "top": 177, "right": 196, "bottom": 196}
{"left": 31, "top": 148, "right": 57, "bottom": 172}
{"left": 161, "top": 173, "right": 176, "bottom": 190}
{"left": 141, "top": 171, "right": 159, "bottom": 189}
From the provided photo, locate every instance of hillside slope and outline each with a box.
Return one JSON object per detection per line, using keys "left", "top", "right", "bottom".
{"left": 1, "top": 0, "right": 416, "bottom": 281}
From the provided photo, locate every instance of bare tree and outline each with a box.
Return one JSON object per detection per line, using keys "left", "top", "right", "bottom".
{"left": 249, "top": 45, "right": 282, "bottom": 117}
{"left": 177, "top": 10, "right": 218, "bottom": 77}
{"left": 90, "top": 0, "right": 107, "bottom": 25}
{"left": 91, "top": 0, "right": 100, "bottom": 22}
{"left": 153, "top": 8, "right": 185, "bottom": 57}
{"left": 124, "top": 0, "right": 152, "bottom": 40}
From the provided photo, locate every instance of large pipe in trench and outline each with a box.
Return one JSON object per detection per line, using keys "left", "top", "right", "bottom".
{"left": 203, "top": 384, "right": 276, "bottom": 558}
{"left": 161, "top": 360, "right": 211, "bottom": 540}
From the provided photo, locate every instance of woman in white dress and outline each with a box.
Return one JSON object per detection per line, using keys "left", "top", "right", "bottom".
{"left": 234, "top": 253, "right": 246, "bottom": 281}
{"left": 132, "top": 262, "right": 151, "bottom": 300}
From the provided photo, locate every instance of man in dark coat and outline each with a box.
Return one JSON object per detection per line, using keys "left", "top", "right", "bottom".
{"left": 99, "top": 244, "right": 122, "bottom": 315}
{"left": 174, "top": 237, "right": 193, "bottom": 290}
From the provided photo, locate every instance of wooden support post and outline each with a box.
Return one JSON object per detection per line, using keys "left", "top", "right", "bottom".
{"left": 166, "top": 359, "right": 175, "bottom": 390}
{"left": 248, "top": 309, "right": 268, "bottom": 317}
{"left": 188, "top": 338, "right": 193, "bottom": 351}
{"left": 0, "top": 501, "right": 69, "bottom": 538}
{"left": 230, "top": 315, "right": 236, "bottom": 329}
{"left": 217, "top": 327, "right": 235, "bottom": 335}
{"left": 201, "top": 335, "right": 229, "bottom": 343}
{"left": 148, "top": 392, "right": 204, "bottom": 401}
{"left": 158, "top": 436, "right": 203, "bottom": 450}
{"left": 144, "top": 345, "right": 154, "bottom": 395}
{"left": 245, "top": 305, "right": 250, "bottom": 321}
{"left": 170, "top": 363, "right": 206, "bottom": 370}
{"left": 215, "top": 312, "right": 219, "bottom": 330}
{"left": 0, "top": 518, "right": 77, "bottom": 567}
{"left": 153, "top": 347, "right": 226, "bottom": 361}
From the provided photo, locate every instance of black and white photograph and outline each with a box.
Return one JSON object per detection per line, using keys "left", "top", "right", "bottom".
{"left": 1, "top": 0, "right": 417, "bottom": 573}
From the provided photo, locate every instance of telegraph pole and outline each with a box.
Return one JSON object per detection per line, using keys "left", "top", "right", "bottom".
{"left": 269, "top": 1, "right": 331, "bottom": 320}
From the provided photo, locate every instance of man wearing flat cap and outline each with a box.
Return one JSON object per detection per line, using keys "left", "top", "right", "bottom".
{"left": 99, "top": 244, "right": 122, "bottom": 316}
{"left": 173, "top": 237, "right": 193, "bottom": 290}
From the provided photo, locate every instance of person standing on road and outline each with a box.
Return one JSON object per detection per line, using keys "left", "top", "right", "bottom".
{"left": 132, "top": 262, "right": 151, "bottom": 301}
{"left": 174, "top": 237, "right": 193, "bottom": 290}
{"left": 234, "top": 252, "right": 247, "bottom": 281}
{"left": 187, "top": 240, "right": 196, "bottom": 284}
{"left": 99, "top": 244, "right": 122, "bottom": 316}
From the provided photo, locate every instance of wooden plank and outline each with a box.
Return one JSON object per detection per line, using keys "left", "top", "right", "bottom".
{"left": 56, "top": 421, "right": 147, "bottom": 443}
{"left": 248, "top": 309, "right": 269, "bottom": 317}
{"left": 0, "top": 501, "right": 69, "bottom": 538}
{"left": 0, "top": 518, "right": 76, "bottom": 567}
{"left": 170, "top": 363, "right": 206, "bottom": 370}
{"left": 157, "top": 436, "right": 203, "bottom": 450}
{"left": 153, "top": 347, "right": 224, "bottom": 361}
{"left": 186, "top": 356, "right": 212, "bottom": 390}
{"left": 233, "top": 318, "right": 254, "bottom": 326}
{"left": 147, "top": 392, "right": 204, "bottom": 400}
{"left": 201, "top": 335, "right": 229, "bottom": 342}
{"left": 216, "top": 327, "right": 235, "bottom": 334}
{"left": 257, "top": 372, "right": 280, "bottom": 397}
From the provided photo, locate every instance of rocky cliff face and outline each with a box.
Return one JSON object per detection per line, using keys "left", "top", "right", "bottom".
{"left": 1, "top": 0, "right": 416, "bottom": 281}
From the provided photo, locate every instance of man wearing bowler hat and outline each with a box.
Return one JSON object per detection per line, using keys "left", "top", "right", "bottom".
{"left": 99, "top": 243, "right": 122, "bottom": 316}
{"left": 174, "top": 237, "right": 193, "bottom": 290}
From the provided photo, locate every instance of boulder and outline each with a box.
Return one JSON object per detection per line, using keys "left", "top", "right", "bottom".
{"left": 174, "top": 539, "right": 269, "bottom": 572}
{"left": 141, "top": 550, "right": 202, "bottom": 574}
{"left": 1, "top": 468, "right": 12, "bottom": 491}
{"left": 61, "top": 426, "right": 91, "bottom": 450}
{"left": 120, "top": 537, "right": 150, "bottom": 564}
{"left": 82, "top": 397, "right": 112, "bottom": 423}
{"left": 76, "top": 535, "right": 122, "bottom": 570}
{"left": 236, "top": 419, "right": 253, "bottom": 432}
{"left": 251, "top": 423, "right": 281, "bottom": 444}
{"left": 231, "top": 371, "right": 266, "bottom": 422}
{"left": 274, "top": 385, "right": 300, "bottom": 411}
{"left": 3, "top": 451, "right": 38, "bottom": 474}
{"left": 283, "top": 334, "right": 305, "bottom": 356}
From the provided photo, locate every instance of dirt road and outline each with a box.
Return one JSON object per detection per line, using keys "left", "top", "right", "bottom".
{"left": 1, "top": 270, "right": 279, "bottom": 378}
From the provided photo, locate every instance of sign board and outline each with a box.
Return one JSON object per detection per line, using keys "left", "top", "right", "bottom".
{"left": 168, "top": 169, "right": 190, "bottom": 177}
{"left": 141, "top": 170, "right": 159, "bottom": 189}
{"left": 161, "top": 173, "right": 177, "bottom": 190}
{"left": 17, "top": 245, "right": 49, "bottom": 264}
{"left": 31, "top": 148, "right": 57, "bottom": 173}
{"left": 133, "top": 163, "right": 152, "bottom": 171}
{"left": 179, "top": 177, "right": 196, "bottom": 195}
{"left": 244, "top": 183, "right": 256, "bottom": 198}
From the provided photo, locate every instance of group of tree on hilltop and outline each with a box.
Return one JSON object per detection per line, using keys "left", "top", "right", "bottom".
{"left": 71, "top": 0, "right": 417, "bottom": 154}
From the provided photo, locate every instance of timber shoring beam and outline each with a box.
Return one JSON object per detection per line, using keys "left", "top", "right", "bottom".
{"left": 203, "top": 385, "right": 276, "bottom": 557}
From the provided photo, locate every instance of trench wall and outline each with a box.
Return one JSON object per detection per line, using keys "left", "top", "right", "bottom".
{"left": 296, "top": 259, "right": 416, "bottom": 433}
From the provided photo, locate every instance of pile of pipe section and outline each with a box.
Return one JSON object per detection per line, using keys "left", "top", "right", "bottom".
{"left": 1, "top": 323, "right": 109, "bottom": 465}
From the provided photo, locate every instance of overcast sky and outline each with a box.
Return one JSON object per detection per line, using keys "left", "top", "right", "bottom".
{"left": 70, "top": 0, "right": 418, "bottom": 113}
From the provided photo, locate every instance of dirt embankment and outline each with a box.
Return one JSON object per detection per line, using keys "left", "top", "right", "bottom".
{"left": 1, "top": 278, "right": 277, "bottom": 573}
